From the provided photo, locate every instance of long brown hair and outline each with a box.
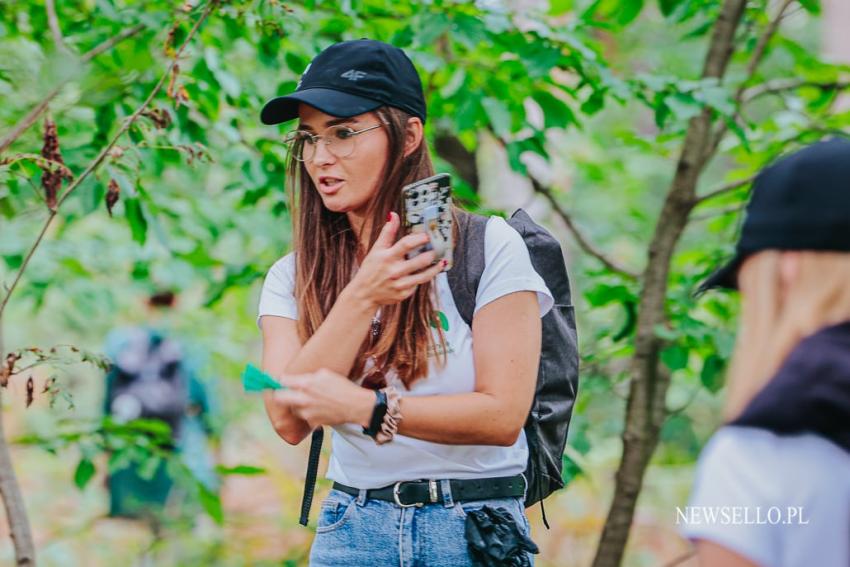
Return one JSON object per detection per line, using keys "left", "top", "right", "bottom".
{"left": 285, "top": 105, "right": 454, "bottom": 389}
{"left": 724, "top": 250, "right": 850, "bottom": 419}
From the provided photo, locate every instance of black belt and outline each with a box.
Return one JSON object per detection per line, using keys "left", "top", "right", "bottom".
{"left": 332, "top": 474, "right": 526, "bottom": 508}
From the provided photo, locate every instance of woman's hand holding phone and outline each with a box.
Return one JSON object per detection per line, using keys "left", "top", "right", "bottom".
{"left": 346, "top": 211, "right": 446, "bottom": 308}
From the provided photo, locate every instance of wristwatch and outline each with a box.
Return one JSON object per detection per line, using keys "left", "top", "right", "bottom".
{"left": 362, "top": 389, "right": 389, "bottom": 439}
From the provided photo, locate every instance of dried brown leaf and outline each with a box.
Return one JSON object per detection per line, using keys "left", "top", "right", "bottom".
{"left": 175, "top": 85, "right": 190, "bottom": 108}
{"left": 106, "top": 178, "right": 120, "bottom": 217}
{"left": 1, "top": 352, "right": 20, "bottom": 387}
{"left": 167, "top": 63, "right": 180, "bottom": 99}
{"left": 141, "top": 108, "right": 172, "bottom": 129}
{"left": 41, "top": 118, "right": 66, "bottom": 209}
{"left": 164, "top": 25, "right": 177, "bottom": 57}
{"left": 25, "top": 376, "right": 34, "bottom": 408}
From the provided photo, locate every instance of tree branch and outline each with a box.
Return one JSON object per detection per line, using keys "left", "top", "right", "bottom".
{"left": 476, "top": 128, "right": 638, "bottom": 279}
{"left": 45, "top": 0, "right": 69, "bottom": 53}
{"left": 0, "top": 5, "right": 214, "bottom": 318}
{"left": 707, "top": 0, "right": 795, "bottom": 158}
{"left": 0, "top": 317, "right": 35, "bottom": 567}
{"left": 0, "top": 25, "right": 146, "bottom": 155}
{"left": 0, "top": 6, "right": 212, "bottom": 564}
{"left": 530, "top": 177, "right": 639, "bottom": 280}
{"left": 81, "top": 24, "right": 145, "bottom": 62}
{"left": 592, "top": 1, "right": 749, "bottom": 565}
{"left": 692, "top": 173, "right": 757, "bottom": 206}
{"left": 743, "top": 77, "right": 850, "bottom": 102}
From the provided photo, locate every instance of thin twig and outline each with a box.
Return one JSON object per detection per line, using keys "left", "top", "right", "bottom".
{"left": 0, "top": 25, "right": 146, "bottom": 154}
{"left": 743, "top": 78, "right": 850, "bottom": 102}
{"left": 483, "top": 129, "right": 638, "bottom": 279}
{"left": 45, "top": 0, "right": 69, "bottom": 53}
{"left": 531, "top": 177, "right": 640, "bottom": 280}
{"left": 81, "top": 24, "right": 145, "bottom": 63}
{"left": 689, "top": 203, "right": 745, "bottom": 222}
{"left": 0, "top": 2, "right": 217, "bottom": 318}
{"left": 692, "top": 173, "right": 756, "bottom": 206}
{"left": 0, "top": 84, "right": 64, "bottom": 155}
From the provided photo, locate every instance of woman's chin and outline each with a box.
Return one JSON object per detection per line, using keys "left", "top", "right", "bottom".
{"left": 321, "top": 198, "right": 351, "bottom": 213}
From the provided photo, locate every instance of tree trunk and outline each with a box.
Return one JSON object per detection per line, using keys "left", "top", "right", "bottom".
{"left": 591, "top": 1, "right": 748, "bottom": 565}
{"left": 0, "top": 323, "right": 36, "bottom": 566}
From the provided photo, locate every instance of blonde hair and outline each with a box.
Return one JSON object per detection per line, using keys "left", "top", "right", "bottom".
{"left": 724, "top": 250, "right": 850, "bottom": 419}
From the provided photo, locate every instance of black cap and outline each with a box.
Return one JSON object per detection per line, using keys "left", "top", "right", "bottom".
{"left": 699, "top": 138, "right": 850, "bottom": 293}
{"left": 260, "top": 39, "right": 427, "bottom": 125}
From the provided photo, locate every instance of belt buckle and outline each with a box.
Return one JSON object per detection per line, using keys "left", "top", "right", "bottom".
{"left": 393, "top": 481, "right": 423, "bottom": 508}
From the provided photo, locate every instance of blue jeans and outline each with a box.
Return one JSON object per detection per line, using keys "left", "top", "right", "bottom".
{"left": 308, "top": 483, "right": 534, "bottom": 566}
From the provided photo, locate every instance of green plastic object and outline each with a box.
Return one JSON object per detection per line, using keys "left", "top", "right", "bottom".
{"left": 242, "top": 364, "right": 285, "bottom": 392}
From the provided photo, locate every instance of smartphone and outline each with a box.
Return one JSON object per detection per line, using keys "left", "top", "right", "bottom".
{"left": 402, "top": 173, "right": 453, "bottom": 271}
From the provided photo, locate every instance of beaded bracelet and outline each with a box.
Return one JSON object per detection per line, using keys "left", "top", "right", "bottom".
{"left": 373, "top": 383, "right": 403, "bottom": 445}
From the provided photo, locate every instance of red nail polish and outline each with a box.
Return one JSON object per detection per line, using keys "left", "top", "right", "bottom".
{"left": 386, "top": 211, "right": 393, "bottom": 222}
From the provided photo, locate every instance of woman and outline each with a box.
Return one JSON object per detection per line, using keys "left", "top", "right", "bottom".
{"left": 683, "top": 139, "right": 850, "bottom": 567}
{"left": 256, "top": 39, "right": 553, "bottom": 566}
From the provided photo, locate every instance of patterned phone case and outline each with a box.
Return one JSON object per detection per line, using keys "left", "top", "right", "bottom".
{"left": 402, "top": 173, "right": 453, "bottom": 272}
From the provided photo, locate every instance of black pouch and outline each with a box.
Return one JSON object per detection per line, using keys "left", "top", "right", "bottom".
{"left": 464, "top": 505, "right": 540, "bottom": 567}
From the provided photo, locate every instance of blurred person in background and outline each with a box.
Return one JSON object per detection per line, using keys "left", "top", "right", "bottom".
{"left": 682, "top": 139, "right": 850, "bottom": 567}
{"left": 103, "top": 289, "right": 221, "bottom": 527}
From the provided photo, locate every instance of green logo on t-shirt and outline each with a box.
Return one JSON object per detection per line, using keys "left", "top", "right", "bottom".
{"left": 430, "top": 310, "right": 449, "bottom": 332}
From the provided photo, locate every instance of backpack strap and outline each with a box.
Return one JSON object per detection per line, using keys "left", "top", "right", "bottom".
{"left": 299, "top": 427, "right": 324, "bottom": 526}
{"left": 446, "top": 209, "right": 489, "bottom": 327}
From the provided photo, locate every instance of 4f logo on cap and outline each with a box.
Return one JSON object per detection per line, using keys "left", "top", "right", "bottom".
{"left": 341, "top": 69, "right": 367, "bottom": 81}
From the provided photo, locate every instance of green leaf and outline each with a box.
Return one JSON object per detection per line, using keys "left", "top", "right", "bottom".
{"left": 561, "top": 451, "right": 584, "bottom": 485}
{"left": 481, "top": 97, "right": 512, "bottom": 138}
{"left": 658, "top": 0, "right": 684, "bottom": 17}
{"left": 439, "top": 68, "right": 466, "bottom": 99}
{"left": 74, "top": 458, "right": 96, "bottom": 489}
{"left": 123, "top": 198, "right": 148, "bottom": 245}
{"left": 215, "top": 464, "right": 267, "bottom": 476}
{"left": 700, "top": 354, "right": 726, "bottom": 393}
{"left": 198, "top": 481, "right": 224, "bottom": 524}
{"left": 617, "top": 0, "right": 644, "bottom": 25}
{"left": 798, "top": 0, "right": 821, "bottom": 14}
{"left": 138, "top": 455, "right": 163, "bottom": 481}
{"left": 532, "top": 90, "right": 577, "bottom": 129}
{"left": 664, "top": 93, "right": 702, "bottom": 121}
{"left": 548, "top": 0, "right": 574, "bottom": 16}
{"left": 284, "top": 52, "right": 308, "bottom": 75}
{"left": 660, "top": 345, "right": 689, "bottom": 372}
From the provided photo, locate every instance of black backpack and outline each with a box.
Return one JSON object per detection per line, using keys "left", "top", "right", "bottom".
{"left": 105, "top": 328, "right": 189, "bottom": 441}
{"left": 447, "top": 208, "right": 579, "bottom": 526}
{"left": 298, "top": 208, "right": 580, "bottom": 526}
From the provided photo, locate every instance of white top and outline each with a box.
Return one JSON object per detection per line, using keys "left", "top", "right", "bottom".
{"left": 680, "top": 426, "right": 850, "bottom": 567}
{"left": 257, "top": 215, "right": 555, "bottom": 488}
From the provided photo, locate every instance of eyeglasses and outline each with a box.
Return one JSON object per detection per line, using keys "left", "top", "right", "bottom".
{"left": 283, "top": 123, "right": 383, "bottom": 162}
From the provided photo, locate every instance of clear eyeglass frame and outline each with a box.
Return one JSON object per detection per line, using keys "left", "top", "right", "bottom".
{"left": 283, "top": 123, "right": 383, "bottom": 162}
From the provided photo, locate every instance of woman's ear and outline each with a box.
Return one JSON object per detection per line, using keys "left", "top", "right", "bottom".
{"left": 403, "top": 117, "right": 424, "bottom": 158}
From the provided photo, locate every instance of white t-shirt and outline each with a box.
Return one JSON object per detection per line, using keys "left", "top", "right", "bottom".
{"left": 257, "top": 215, "right": 555, "bottom": 488}
{"left": 680, "top": 426, "right": 850, "bottom": 567}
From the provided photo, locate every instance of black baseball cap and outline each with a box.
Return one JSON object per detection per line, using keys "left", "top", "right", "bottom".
{"left": 260, "top": 39, "right": 427, "bottom": 125}
{"left": 699, "top": 137, "right": 850, "bottom": 293}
